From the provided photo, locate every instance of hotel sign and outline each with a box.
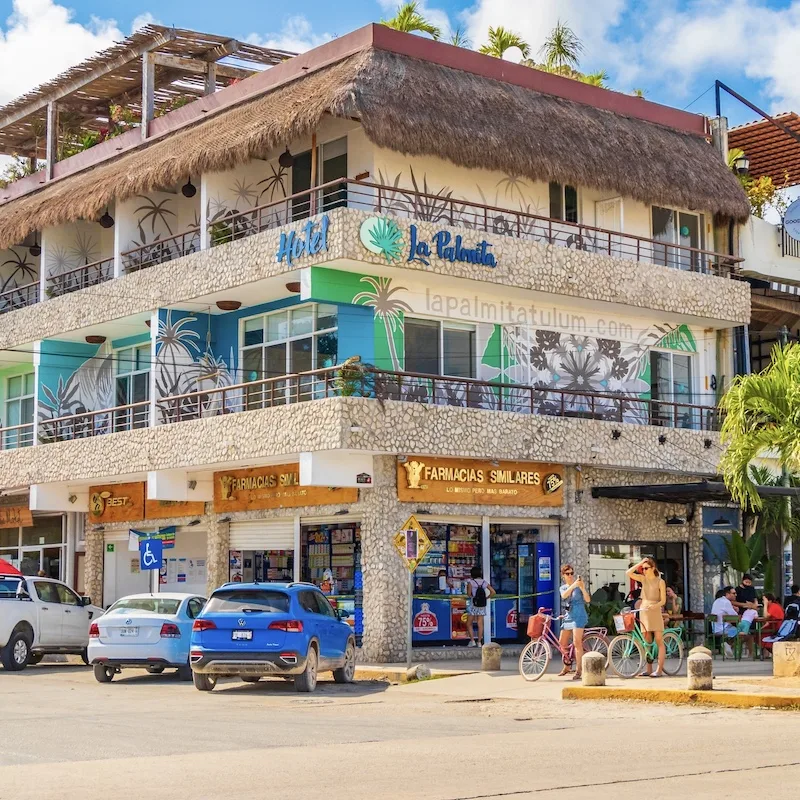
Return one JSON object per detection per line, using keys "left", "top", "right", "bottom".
{"left": 276, "top": 216, "right": 330, "bottom": 265}
{"left": 397, "top": 457, "right": 564, "bottom": 507}
{"left": 213, "top": 464, "right": 358, "bottom": 512}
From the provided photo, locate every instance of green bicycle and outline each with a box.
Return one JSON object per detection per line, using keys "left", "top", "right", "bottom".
{"left": 608, "top": 609, "right": 684, "bottom": 678}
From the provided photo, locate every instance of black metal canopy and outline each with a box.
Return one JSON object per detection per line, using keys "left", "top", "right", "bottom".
{"left": 591, "top": 480, "right": 800, "bottom": 504}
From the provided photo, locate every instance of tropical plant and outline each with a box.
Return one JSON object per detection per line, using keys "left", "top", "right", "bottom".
{"left": 0, "top": 156, "right": 40, "bottom": 189}
{"left": 587, "top": 599, "right": 623, "bottom": 631}
{"left": 334, "top": 355, "right": 368, "bottom": 396}
{"left": 405, "top": 167, "right": 453, "bottom": 222}
{"left": 134, "top": 195, "right": 177, "bottom": 238}
{"left": 539, "top": 20, "right": 583, "bottom": 72}
{"left": 449, "top": 26, "right": 471, "bottom": 48}
{"left": 381, "top": 1, "right": 441, "bottom": 39}
{"left": 719, "top": 342, "right": 800, "bottom": 512}
{"left": 479, "top": 26, "right": 530, "bottom": 60}
{"left": 364, "top": 217, "right": 404, "bottom": 263}
{"left": 727, "top": 148, "right": 791, "bottom": 219}
{"left": 38, "top": 373, "right": 81, "bottom": 420}
{"left": 582, "top": 70, "right": 609, "bottom": 88}
{"left": 353, "top": 276, "right": 412, "bottom": 371}
{"left": 631, "top": 88, "right": 646, "bottom": 98}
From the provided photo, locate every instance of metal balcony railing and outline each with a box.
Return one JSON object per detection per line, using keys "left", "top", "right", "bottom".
{"left": 49, "top": 257, "right": 114, "bottom": 297}
{"left": 0, "top": 281, "right": 39, "bottom": 313}
{"left": 0, "top": 422, "right": 34, "bottom": 450}
{"left": 37, "top": 401, "right": 150, "bottom": 443}
{"left": 121, "top": 228, "right": 201, "bottom": 274}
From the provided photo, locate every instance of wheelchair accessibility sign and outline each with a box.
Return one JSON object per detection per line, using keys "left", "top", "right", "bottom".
{"left": 139, "top": 537, "right": 163, "bottom": 571}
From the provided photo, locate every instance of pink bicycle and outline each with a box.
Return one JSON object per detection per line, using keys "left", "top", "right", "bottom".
{"left": 519, "top": 607, "right": 609, "bottom": 681}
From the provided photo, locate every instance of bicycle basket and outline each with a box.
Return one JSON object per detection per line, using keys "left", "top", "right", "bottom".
{"left": 527, "top": 613, "right": 547, "bottom": 638}
{"left": 613, "top": 612, "right": 635, "bottom": 633}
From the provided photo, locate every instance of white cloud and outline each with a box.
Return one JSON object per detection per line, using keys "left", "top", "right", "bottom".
{"left": 246, "top": 15, "right": 334, "bottom": 54}
{"left": 0, "top": 0, "right": 122, "bottom": 105}
{"left": 131, "top": 12, "right": 159, "bottom": 33}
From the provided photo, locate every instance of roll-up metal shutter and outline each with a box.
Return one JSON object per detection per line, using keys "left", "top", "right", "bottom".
{"left": 229, "top": 519, "right": 294, "bottom": 550}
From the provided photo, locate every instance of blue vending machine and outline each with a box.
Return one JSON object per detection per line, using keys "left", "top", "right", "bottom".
{"left": 534, "top": 541, "right": 556, "bottom": 617}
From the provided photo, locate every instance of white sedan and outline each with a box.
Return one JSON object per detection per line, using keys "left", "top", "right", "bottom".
{"left": 88, "top": 593, "right": 206, "bottom": 683}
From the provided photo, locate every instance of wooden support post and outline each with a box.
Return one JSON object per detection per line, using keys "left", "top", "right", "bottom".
{"left": 141, "top": 51, "right": 155, "bottom": 141}
{"left": 45, "top": 101, "right": 58, "bottom": 180}
{"left": 204, "top": 62, "right": 217, "bottom": 96}
{"left": 310, "top": 131, "right": 317, "bottom": 215}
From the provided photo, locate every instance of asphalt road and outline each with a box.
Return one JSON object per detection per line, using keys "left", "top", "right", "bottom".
{"left": 1, "top": 663, "right": 799, "bottom": 800}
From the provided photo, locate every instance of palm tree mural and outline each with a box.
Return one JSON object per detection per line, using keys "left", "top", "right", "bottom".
{"left": 257, "top": 164, "right": 288, "bottom": 203}
{"left": 479, "top": 27, "right": 531, "bottom": 60}
{"left": 69, "top": 229, "right": 99, "bottom": 265}
{"left": 353, "top": 276, "right": 412, "bottom": 371}
{"left": 1, "top": 249, "right": 37, "bottom": 292}
{"left": 134, "top": 195, "right": 177, "bottom": 239}
{"left": 155, "top": 311, "right": 203, "bottom": 413}
{"left": 381, "top": 1, "right": 441, "bottom": 38}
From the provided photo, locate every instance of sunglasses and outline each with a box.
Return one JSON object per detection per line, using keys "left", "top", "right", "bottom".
{"left": 564, "top": 571, "right": 574, "bottom": 576}
{"left": 642, "top": 566, "right": 653, "bottom": 571}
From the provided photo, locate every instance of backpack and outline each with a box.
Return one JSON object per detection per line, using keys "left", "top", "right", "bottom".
{"left": 786, "top": 601, "right": 800, "bottom": 621}
{"left": 764, "top": 619, "right": 800, "bottom": 643}
{"left": 473, "top": 581, "right": 487, "bottom": 608}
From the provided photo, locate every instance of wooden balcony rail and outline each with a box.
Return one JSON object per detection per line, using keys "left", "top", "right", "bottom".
{"left": 155, "top": 366, "right": 723, "bottom": 432}
{"left": 0, "top": 280, "right": 39, "bottom": 313}
{"left": 37, "top": 401, "right": 149, "bottom": 444}
{"left": 49, "top": 257, "right": 114, "bottom": 297}
{"left": 215, "top": 179, "right": 742, "bottom": 277}
{"left": 0, "top": 422, "right": 34, "bottom": 450}
{"left": 122, "top": 228, "right": 201, "bottom": 274}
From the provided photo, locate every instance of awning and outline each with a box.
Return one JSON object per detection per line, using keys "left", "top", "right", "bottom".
{"left": 590, "top": 480, "right": 800, "bottom": 504}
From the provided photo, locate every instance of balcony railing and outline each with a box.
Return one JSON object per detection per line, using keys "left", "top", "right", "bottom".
{"left": 49, "top": 257, "right": 114, "bottom": 297}
{"left": 0, "top": 422, "right": 34, "bottom": 450}
{"left": 781, "top": 225, "right": 800, "bottom": 259}
{"left": 38, "top": 401, "right": 149, "bottom": 443}
{"left": 0, "top": 280, "right": 39, "bottom": 313}
{"left": 122, "top": 228, "right": 201, "bottom": 274}
{"left": 215, "top": 179, "right": 742, "bottom": 276}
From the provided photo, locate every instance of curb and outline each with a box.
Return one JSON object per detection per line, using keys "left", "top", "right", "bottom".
{"left": 562, "top": 685, "right": 800, "bottom": 710}
{"left": 353, "top": 666, "right": 473, "bottom": 684}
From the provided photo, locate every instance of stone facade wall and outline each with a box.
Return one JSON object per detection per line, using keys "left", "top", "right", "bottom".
{"left": 0, "top": 397, "right": 722, "bottom": 488}
{"left": 0, "top": 208, "right": 748, "bottom": 350}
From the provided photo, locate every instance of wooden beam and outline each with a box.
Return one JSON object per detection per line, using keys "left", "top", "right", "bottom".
{"left": 201, "top": 38, "right": 240, "bottom": 62}
{"left": 204, "top": 62, "right": 217, "bottom": 96}
{"left": 141, "top": 51, "right": 155, "bottom": 141}
{"left": 45, "top": 101, "right": 58, "bottom": 180}
{"left": 151, "top": 53, "right": 251, "bottom": 80}
{"left": 0, "top": 28, "right": 175, "bottom": 132}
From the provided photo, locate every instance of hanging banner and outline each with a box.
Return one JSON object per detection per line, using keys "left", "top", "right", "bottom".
{"left": 130, "top": 526, "right": 177, "bottom": 550}
{"left": 0, "top": 505, "right": 33, "bottom": 529}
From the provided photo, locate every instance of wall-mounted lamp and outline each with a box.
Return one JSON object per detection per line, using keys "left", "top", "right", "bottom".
{"left": 658, "top": 434, "right": 667, "bottom": 445}
{"left": 68, "top": 494, "right": 77, "bottom": 504}
{"left": 349, "top": 425, "right": 362, "bottom": 433}
{"left": 334, "top": 509, "right": 349, "bottom": 515}
{"left": 415, "top": 508, "right": 430, "bottom": 515}
{"left": 611, "top": 429, "right": 621, "bottom": 440}
{"left": 187, "top": 480, "right": 197, "bottom": 491}
{"left": 215, "top": 300, "right": 242, "bottom": 311}
{"left": 704, "top": 438, "right": 713, "bottom": 450}
{"left": 278, "top": 148, "right": 295, "bottom": 169}
{"left": 490, "top": 459, "right": 499, "bottom": 467}
{"left": 219, "top": 516, "right": 231, "bottom": 523}
{"left": 397, "top": 455, "right": 407, "bottom": 463}
{"left": 712, "top": 514, "right": 732, "bottom": 528}
{"left": 181, "top": 178, "right": 197, "bottom": 198}
{"left": 734, "top": 153, "right": 750, "bottom": 176}
{"left": 85, "top": 335, "right": 106, "bottom": 345}
{"left": 187, "top": 519, "right": 201, "bottom": 526}
{"left": 285, "top": 281, "right": 301, "bottom": 294}
{"left": 92, "top": 525, "right": 105, "bottom": 532}
{"left": 99, "top": 209, "right": 115, "bottom": 229}
{"left": 666, "top": 515, "right": 685, "bottom": 526}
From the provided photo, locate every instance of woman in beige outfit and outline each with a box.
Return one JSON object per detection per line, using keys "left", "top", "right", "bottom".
{"left": 626, "top": 557, "right": 666, "bottom": 677}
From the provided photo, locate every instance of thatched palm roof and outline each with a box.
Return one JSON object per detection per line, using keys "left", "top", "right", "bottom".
{"left": 0, "top": 47, "right": 749, "bottom": 249}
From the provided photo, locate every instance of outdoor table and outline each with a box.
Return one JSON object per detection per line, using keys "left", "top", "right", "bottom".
{"left": 667, "top": 613, "right": 704, "bottom": 646}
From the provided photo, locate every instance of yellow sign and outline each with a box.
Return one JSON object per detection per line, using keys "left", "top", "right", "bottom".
{"left": 393, "top": 515, "right": 432, "bottom": 572}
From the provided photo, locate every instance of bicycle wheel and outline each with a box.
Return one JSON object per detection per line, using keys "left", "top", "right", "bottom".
{"left": 608, "top": 634, "right": 645, "bottom": 678}
{"left": 582, "top": 633, "right": 609, "bottom": 664}
{"left": 519, "top": 639, "right": 551, "bottom": 682}
{"left": 662, "top": 630, "right": 684, "bottom": 676}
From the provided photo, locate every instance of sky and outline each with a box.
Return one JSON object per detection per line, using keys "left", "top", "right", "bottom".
{"left": 0, "top": 0, "right": 798, "bottom": 127}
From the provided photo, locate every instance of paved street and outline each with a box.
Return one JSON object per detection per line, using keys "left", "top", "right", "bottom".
{"left": 2, "top": 662, "right": 799, "bottom": 800}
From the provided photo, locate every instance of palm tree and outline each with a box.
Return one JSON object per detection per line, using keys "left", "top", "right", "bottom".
{"left": 719, "top": 342, "right": 800, "bottom": 511}
{"left": 479, "top": 26, "right": 531, "bottom": 60}
{"left": 632, "top": 88, "right": 646, "bottom": 98}
{"left": 449, "top": 26, "right": 471, "bottom": 48}
{"left": 581, "top": 70, "right": 609, "bottom": 88}
{"left": 381, "top": 1, "right": 441, "bottom": 39}
{"left": 539, "top": 20, "right": 583, "bottom": 72}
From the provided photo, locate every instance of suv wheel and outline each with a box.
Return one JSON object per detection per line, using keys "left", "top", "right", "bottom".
{"left": 1, "top": 631, "right": 31, "bottom": 671}
{"left": 294, "top": 645, "right": 318, "bottom": 693}
{"left": 93, "top": 664, "right": 115, "bottom": 683}
{"left": 193, "top": 672, "right": 217, "bottom": 692}
{"left": 333, "top": 640, "right": 356, "bottom": 684}
{"left": 177, "top": 664, "right": 193, "bottom": 681}
{"left": 146, "top": 665, "right": 165, "bottom": 674}
{"left": 241, "top": 676, "right": 261, "bottom": 683}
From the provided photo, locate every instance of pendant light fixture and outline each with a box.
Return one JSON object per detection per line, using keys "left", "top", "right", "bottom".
{"left": 28, "top": 234, "right": 41, "bottom": 257}
{"left": 99, "top": 208, "right": 115, "bottom": 229}
{"left": 278, "top": 147, "right": 295, "bottom": 169}
{"left": 181, "top": 178, "right": 197, "bottom": 198}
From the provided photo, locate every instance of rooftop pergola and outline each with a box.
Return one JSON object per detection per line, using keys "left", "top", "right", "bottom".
{"left": 0, "top": 25, "right": 295, "bottom": 178}
{"left": 729, "top": 112, "right": 800, "bottom": 188}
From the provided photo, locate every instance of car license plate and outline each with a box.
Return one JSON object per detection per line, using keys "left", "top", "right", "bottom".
{"left": 119, "top": 627, "right": 138, "bottom": 637}
{"left": 232, "top": 630, "right": 252, "bottom": 641}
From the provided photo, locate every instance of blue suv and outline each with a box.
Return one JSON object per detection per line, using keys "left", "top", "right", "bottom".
{"left": 190, "top": 582, "right": 356, "bottom": 692}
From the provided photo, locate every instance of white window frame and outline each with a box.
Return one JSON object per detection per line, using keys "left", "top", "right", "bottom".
{"left": 0, "top": 516, "right": 67, "bottom": 580}
{"left": 115, "top": 344, "right": 151, "bottom": 406}
{"left": 5, "top": 372, "right": 34, "bottom": 427}
{"left": 549, "top": 182, "right": 580, "bottom": 224}
{"left": 404, "top": 317, "right": 477, "bottom": 379}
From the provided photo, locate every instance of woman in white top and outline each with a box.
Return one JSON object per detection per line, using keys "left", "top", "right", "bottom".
{"left": 466, "top": 566, "right": 495, "bottom": 647}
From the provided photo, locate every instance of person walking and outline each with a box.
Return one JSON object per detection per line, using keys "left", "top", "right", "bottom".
{"left": 465, "top": 566, "right": 494, "bottom": 648}
{"left": 558, "top": 564, "right": 590, "bottom": 680}
{"left": 627, "top": 557, "right": 666, "bottom": 677}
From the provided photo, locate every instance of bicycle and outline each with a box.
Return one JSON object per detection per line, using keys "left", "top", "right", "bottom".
{"left": 608, "top": 607, "right": 684, "bottom": 678}
{"left": 519, "top": 607, "right": 610, "bottom": 681}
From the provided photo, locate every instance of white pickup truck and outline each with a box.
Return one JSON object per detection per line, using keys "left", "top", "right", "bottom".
{"left": 0, "top": 574, "right": 103, "bottom": 670}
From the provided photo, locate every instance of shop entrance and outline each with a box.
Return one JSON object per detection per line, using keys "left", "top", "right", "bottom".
{"left": 228, "top": 519, "right": 295, "bottom": 584}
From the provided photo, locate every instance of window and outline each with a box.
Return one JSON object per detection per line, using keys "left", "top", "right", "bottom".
{"left": 56, "top": 584, "right": 79, "bottom": 605}
{"left": 314, "top": 592, "right": 337, "bottom": 618}
{"left": 5, "top": 372, "right": 34, "bottom": 449}
{"left": 115, "top": 344, "right": 150, "bottom": 430}
{"left": 298, "top": 590, "right": 319, "bottom": 614}
{"left": 34, "top": 581, "right": 59, "bottom": 604}
{"left": 107, "top": 597, "right": 181, "bottom": 615}
{"left": 650, "top": 351, "right": 695, "bottom": 428}
{"left": 187, "top": 598, "right": 205, "bottom": 619}
{"left": 241, "top": 305, "right": 338, "bottom": 405}
{"left": 205, "top": 590, "right": 290, "bottom": 614}
{"left": 291, "top": 137, "right": 348, "bottom": 219}
{"left": 549, "top": 182, "right": 579, "bottom": 223}
{"left": 651, "top": 206, "right": 705, "bottom": 270}
{"left": 404, "top": 319, "right": 476, "bottom": 379}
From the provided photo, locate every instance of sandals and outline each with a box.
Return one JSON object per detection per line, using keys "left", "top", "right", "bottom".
{"left": 558, "top": 665, "right": 572, "bottom": 676}
{"left": 572, "top": 672, "right": 582, "bottom": 681}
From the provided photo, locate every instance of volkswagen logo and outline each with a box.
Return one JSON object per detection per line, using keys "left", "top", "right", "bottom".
{"left": 238, "top": 618, "right": 246, "bottom": 627}
{"left": 125, "top": 618, "right": 132, "bottom": 625}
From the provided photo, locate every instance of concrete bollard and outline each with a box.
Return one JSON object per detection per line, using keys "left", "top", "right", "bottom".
{"left": 481, "top": 642, "right": 502, "bottom": 671}
{"left": 687, "top": 653, "right": 713, "bottom": 690}
{"left": 689, "top": 646, "right": 712, "bottom": 658}
{"left": 581, "top": 651, "right": 606, "bottom": 686}
{"left": 406, "top": 663, "right": 431, "bottom": 681}
{"left": 773, "top": 642, "right": 800, "bottom": 677}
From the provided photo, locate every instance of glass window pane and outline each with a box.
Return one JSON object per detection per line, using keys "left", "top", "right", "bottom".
{"left": 672, "top": 355, "right": 692, "bottom": 401}
{"left": 0, "top": 529, "right": 18, "bottom": 548}
{"left": 267, "top": 312, "right": 289, "bottom": 342}
{"left": 548, "top": 182, "right": 563, "bottom": 220}
{"left": 265, "top": 343, "right": 287, "bottom": 378}
{"left": 443, "top": 327, "right": 475, "bottom": 378}
{"left": 24, "top": 373, "right": 34, "bottom": 396}
{"left": 22, "top": 518, "right": 63, "bottom": 546}
{"left": 243, "top": 348, "right": 262, "bottom": 382}
{"left": 244, "top": 317, "right": 264, "bottom": 346}
{"left": 650, "top": 352, "right": 672, "bottom": 400}
{"left": 135, "top": 345, "right": 151, "bottom": 371}
{"left": 56, "top": 583, "right": 79, "bottom": 605}
{"left": 7, "top": 375, "right": 21, "bottom": 399}
{"left": 652, "top": 207, "right": 676, "bottom": 243}
{"left": 317, "top": 332, "right": 338, "bottom": 368}
{"left": 316, "top": 304, "right": 337, "bottom": 331}
{"left": 290, "top": 307, "right": 314, "bottom": 337}
{"left": 7, "top": 400, "right": 20, "bottom": 427}
{"left": 564, "top": 186, "right": 578, "bottom": 223}
{"left": 20, "top": 397, "right": 33, "bottom": 424}
{"left": 116, "top": 348, "right": 133, "bottom": 375}
{"left": 116, "top": 376, "right": 130, "bottom": 407}
{"left": 291, "top": 338, "right": 313, "bottom": 373}
{"left": 405, "top": 319, "right": 440, "bottom": 375}
{"left": 132, "top": 372, "right": 149, "bottom": 403}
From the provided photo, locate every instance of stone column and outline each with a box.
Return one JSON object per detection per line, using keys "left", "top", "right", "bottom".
{"left": 205, "top": 511, "right": 229, "bottom": 595}
{"left": 84, "top": 518, "right": 104, "bottom": 607}
{"left": 360, "top": 455, "right": 409, "bottom": 663}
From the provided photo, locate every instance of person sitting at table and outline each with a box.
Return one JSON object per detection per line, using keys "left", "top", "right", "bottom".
{"left": 664, "top": 585, "right": 682, "bottom": 626}
{"left": 761, "top": 593, "right": 785, "bottom": 655}
{"left": 710, "top": 586, "right": 739, "bottom": 658}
